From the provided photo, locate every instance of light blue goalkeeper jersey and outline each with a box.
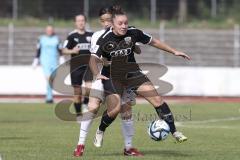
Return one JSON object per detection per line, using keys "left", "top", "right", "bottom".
{"left": 37, "top": 35, "right": 61, "bottom": 67}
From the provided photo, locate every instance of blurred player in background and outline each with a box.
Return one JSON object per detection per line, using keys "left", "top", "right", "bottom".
{"left": 32, "top": 25, "right": 65, "bottom": 103}
{"left": 73, "top": 6, "right": 143, "bottom": 157}
{"left": 90, "top": 6, "right": 190, "bottom": 151}
{"left": 62, "top": 15, "right": 93, "bottom": 118}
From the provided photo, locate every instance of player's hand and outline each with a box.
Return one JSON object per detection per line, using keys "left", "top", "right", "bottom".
{"left": 174, "top": 51, "right": 191, "bottom": 60}
{"left": 72, "top": 46, "right": 80, "bottom": 54}
{"left": 32, "top": 58, "right": 39, "bottom": 69}
{"left": 96, "top": 74, "right": 109, "bottom": 80}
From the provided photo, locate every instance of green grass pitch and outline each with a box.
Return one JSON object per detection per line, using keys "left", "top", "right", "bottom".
{"left": 0, "top": 102, "right": 240, "bottom": 160}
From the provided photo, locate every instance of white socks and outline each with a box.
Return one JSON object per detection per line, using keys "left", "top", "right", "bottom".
{"left": 77, "top": 111, "right": 135, "bottom": 148}
{"left": 78, "top": 112, "right": 96, "bottom": 145}
{"left": 121, "top": 118, "right": 134, "bottom": 150}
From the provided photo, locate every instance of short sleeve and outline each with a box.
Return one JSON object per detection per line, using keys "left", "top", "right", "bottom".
{"left": 135, "top": 29, "right": 152, "bottom": 44}
{"left": 63, "top": 35, "right": 73, "bottom": 49}
{"left": 90, "top": 30, "right": 105, "bottom": 58}
{"left": 91, "top": 40, "right": 102, "bottom": 58}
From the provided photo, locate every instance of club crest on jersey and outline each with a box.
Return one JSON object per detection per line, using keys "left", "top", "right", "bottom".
{"left": 124, "top": 37, "right": 132, "bottom": 44}
{"left": 74, "top": 38, "right": 79, "bottom": 43}
{"left": 86, "top": 36, "right": 91, "bottom": 42}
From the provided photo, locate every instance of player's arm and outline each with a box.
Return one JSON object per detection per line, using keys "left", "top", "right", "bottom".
{"left": 62, "top": 46, "right": 80, "bottom": 55}
{"left": 89, "top": 41, "right": 108, "bottom": 80}
{"left": 57, "top": 40, "right": 65, "bottom": 64}
{"left": 149, "top": 38, "right": 190, "bottom": 60}
{"left": 135, "top": 28, "right": 190, "bottom": 60}
{"left": 32, "top": 39, "right": 41, "bottom": 68}
{"left": 57, "top": 40, "right": 63, "bottom": 56}
{"left": 89, "top": 55, "right": 109, "bottom": 80}
{"left": 89, "top": 55, "right": 102, "bottom": 78}
{"left": 62, "top": 36, "right": 80, "bottom": 55}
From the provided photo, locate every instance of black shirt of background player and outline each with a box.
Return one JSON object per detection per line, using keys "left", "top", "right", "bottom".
{"left": 64, "top": 31, "right": 93, "bottom": 71}
{"left": 92, "top": 27, "right": 152, "bottom": 77}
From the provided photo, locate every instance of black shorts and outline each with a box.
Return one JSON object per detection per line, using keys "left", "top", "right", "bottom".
{"left": 102, "top": 71, "right": 150, "bottom": 96}
{"left": 70, "top": 66, "right": 93, "bottom": 86}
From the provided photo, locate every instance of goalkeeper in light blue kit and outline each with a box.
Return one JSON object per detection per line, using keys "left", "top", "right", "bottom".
{"left": 32, "top": 25, "right": 65, "bottom": 103}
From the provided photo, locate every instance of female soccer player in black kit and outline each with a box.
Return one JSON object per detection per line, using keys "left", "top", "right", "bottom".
{"left": 73, "top": 6, "right": 143, "bottom": 157}
{"left": 62, "top": 15, "right": 93, "bottom": 116}
{"left": 90, "top": 7, "right": 190, "bottom": 152}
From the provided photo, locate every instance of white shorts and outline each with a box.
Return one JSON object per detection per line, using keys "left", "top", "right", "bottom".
{"left": 89, "top": 79, "right": 136, "bottom": 106}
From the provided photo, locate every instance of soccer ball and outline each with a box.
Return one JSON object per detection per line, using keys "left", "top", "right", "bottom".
{"left": 147, "top": 119, "right": 170, "bottom": 141}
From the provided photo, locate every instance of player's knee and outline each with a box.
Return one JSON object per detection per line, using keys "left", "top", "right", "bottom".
{"left": 73, "top": 95, "right": 82, "bottom": 103}
{"left": 120, "top": 103, "right": 132, "bottom": 120}
{"left": 114, "top": 105, "right": 121, "bottom": 113}
{"left": 108, "top": 105, "right": 120, "bottom": 117}
{"left": 88, "top": 99, "right": 101, "bottom": 113}
{"left": 152, "top": 96, "right": 163, "bottom": 107}
{"left": 120, "top": 110, "right": 132, "bottom": 120}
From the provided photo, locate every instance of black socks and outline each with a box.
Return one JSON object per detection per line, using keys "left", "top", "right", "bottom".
{"left": 99, "top": 110, "right": 116, "bottom": 132}
{"left": 83, "top": 97, "right": 89, "bottom": 105}
{"left": 155, "top": 102, "right": 176, "bottom": 134}
{"left": 74, "top": 103, "right": 82, "bottom": 116}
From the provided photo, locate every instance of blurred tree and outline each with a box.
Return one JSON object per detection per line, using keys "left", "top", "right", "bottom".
{"left": 157, "top": 0, "right": 178, "bottom": 20}
{"left": 1, "top": 0, "right": 240, "bottom": 23}
{"left": 178, "top": 0, "right": 188, "bottom": 23}
{"left": 0, "top": 0, "right": 12, "bottom": 17}
{"left": 43, "top": 0, "right": 83, "bottom": 19}
{"left": 211, "top": 0, "right": 217, "bottom": 18}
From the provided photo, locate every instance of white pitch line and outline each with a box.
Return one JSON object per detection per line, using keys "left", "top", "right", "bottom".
{"left": 178, "top": 117, "right": 240, "bottom": 124}
{"left": 178, "top": 125, "right": 238, "bottom": 129}
{"left": 175, "top": 117, "right": 240, "bottom": 129}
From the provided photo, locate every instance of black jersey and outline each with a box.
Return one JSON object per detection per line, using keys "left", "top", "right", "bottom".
{"left": 63, "top": 30, "right": 93, "bottom": 71}
{"left": 91, "top": 26, "right": 152, "bottom": 77}
{"left": 63, "top": 30, "right": 93, "bottom": 58}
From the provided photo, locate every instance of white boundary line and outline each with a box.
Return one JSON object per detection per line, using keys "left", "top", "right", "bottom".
{"left": 180, "top": 117, "right": 240, "bottom": 124}
{"left": 176, "top": 117, "right": 240, "bottom": 129}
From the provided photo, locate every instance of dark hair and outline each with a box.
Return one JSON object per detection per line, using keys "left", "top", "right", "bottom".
{"left": 98, "top": 5, "right": 125, "bottom": 17}
{"left": 98, "top": 6, "right": 113, "bottom": 17}
{"left": 111, "top": 5, "right": 125, "bottom": 18}
{"left": 75, "top": 14, "right": 87, "bottom": 21}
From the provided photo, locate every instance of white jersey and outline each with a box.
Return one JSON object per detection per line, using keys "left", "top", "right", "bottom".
{"left": 89, "top": 29, "right": 106, "bottom": 100}
{"left": 90, "top": 29, "right": 105, "bottom": 60}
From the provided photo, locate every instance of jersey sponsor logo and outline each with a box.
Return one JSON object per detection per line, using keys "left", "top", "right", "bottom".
{"left": 74, "top": 38, "right": 79, "bottom": 43}
{"left": 110, "top": 48, "right": 132, "bottom": 57}
{"left": 102, "top": 40, "right": 133, "bottom": 53}
{"left": 76, "top": 43, "right": 90, "bottom": 50}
